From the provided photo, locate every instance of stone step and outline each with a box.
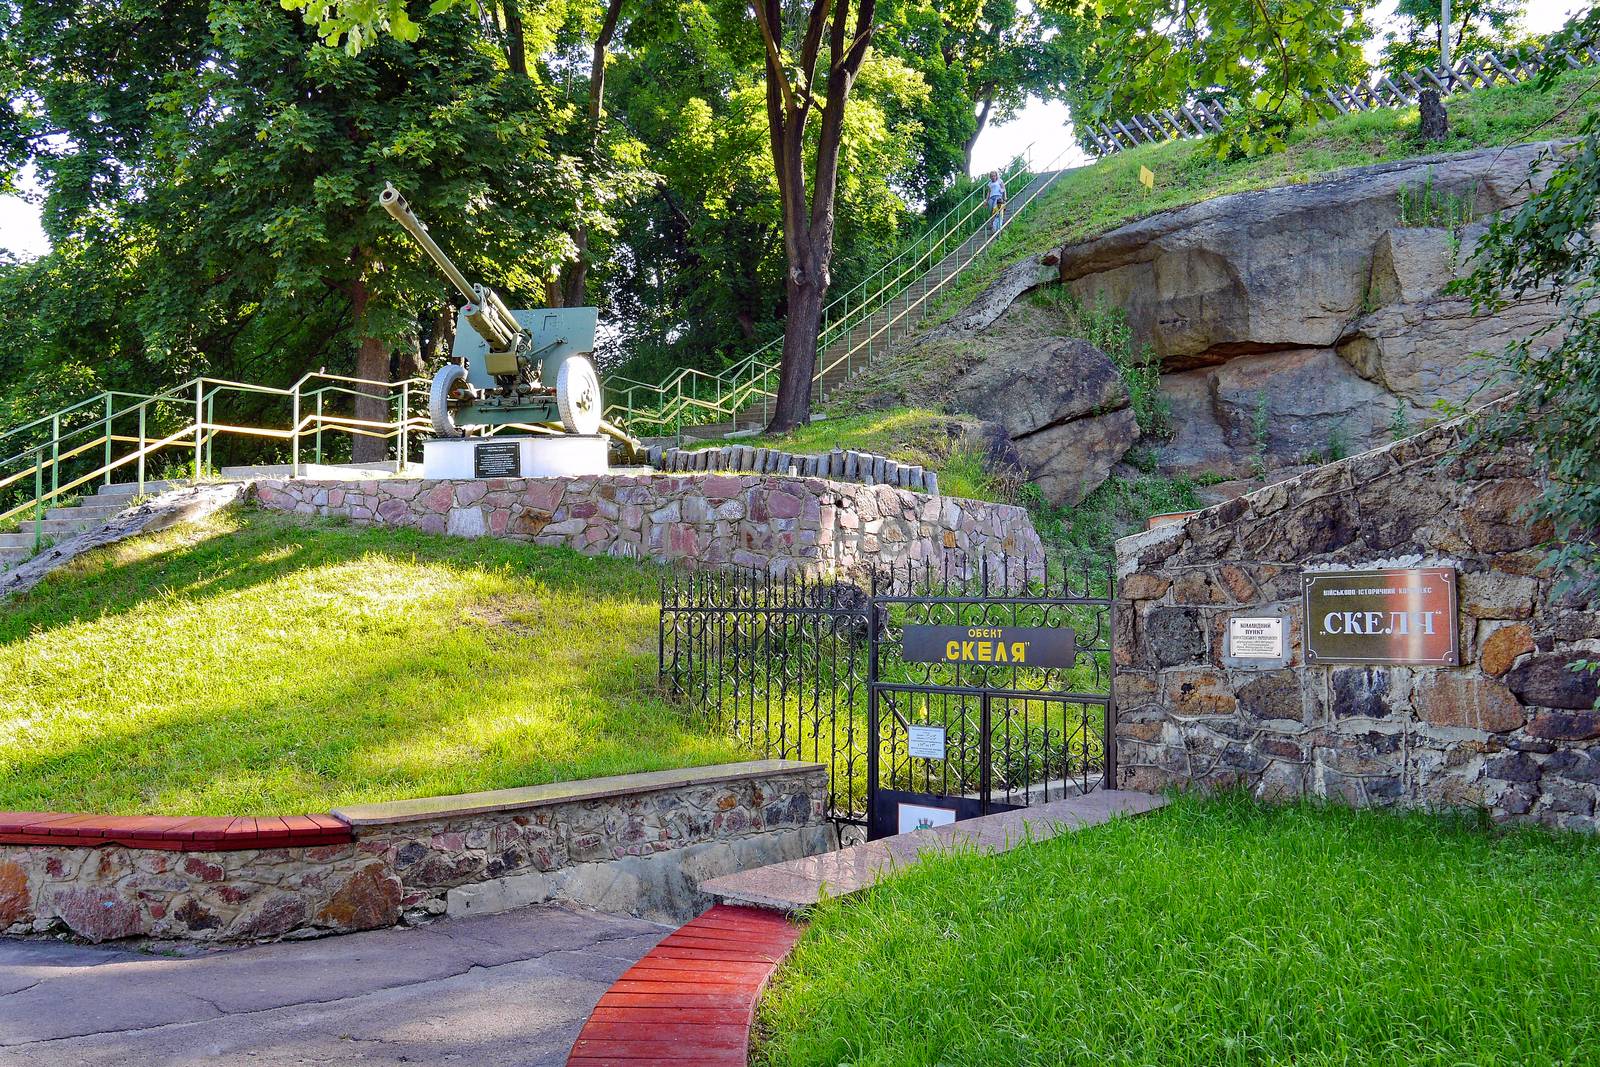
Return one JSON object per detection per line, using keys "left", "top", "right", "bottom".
{"left": 0, "top": 546, "right": 30, "bottom": 567}
{"left": 45, "top": 503, "right": 123, "bottom": 523}
{"left": 96, "top": 479, "right": 178, "bottom": 498}
{"left": 0, "top": 532, "right": 39, "bottom": 548}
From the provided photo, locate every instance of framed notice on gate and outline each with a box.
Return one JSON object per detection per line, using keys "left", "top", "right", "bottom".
{"left": 1302, "top": 567, "right": 1458, "bottom": 666}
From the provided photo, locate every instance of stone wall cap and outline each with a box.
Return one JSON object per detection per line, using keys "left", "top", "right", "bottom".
{"left": 329, "top": 760, "right": 826, "bottom": 827}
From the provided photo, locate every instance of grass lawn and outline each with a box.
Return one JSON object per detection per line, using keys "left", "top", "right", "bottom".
{"left": 927, "top": 68, "right": 1600, "bottom": 326}
{"left": 0, "top": 507, "right": 745, "bottom": 816}
{"left": 757, "top": 794, "right": 1600, "bottom": 1067}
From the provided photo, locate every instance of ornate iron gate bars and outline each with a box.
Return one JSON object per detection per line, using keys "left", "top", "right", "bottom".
{"left": 659, "top": 557, "right": 1115, "bottom": 830}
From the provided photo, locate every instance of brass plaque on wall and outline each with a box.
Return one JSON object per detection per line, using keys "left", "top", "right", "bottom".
{"left": 1302, "top": 567, "right": 1458, "bottom": 666}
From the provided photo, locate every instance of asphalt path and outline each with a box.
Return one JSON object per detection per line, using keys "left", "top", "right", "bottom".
{"left": 0, "top": 904, "right": 666, "bottom": 1066}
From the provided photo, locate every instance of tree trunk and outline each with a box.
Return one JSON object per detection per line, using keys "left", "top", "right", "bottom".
{"left": 348, "top": 275, "right": 391, "bottom": 464}
{"left": 757, "top": 0, "right": 876, "bottom": 434}
{"left": 769, "top": 270, "right": 825, "bottom": 432}
{"left": 560, "top": 0, "right": 625, "bottom": 308}
{"left": 961, "top": 96, "right": 994, "bottom": 174}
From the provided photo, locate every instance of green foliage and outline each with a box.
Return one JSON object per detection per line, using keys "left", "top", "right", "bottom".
{"left": 1022, "top": 473, "right": 1202, "bottom": 570}
{"left": 0, "top": 507, "right": 745, "bottom": 815}
{"left": 1390, "top": 399, "right": 1413, "bottom": 442}
{"left": 1380, "top": 0, "right": 1534, "bottom": 78}
{"left": 0, "top": 0, "right": 637, "bottom": 437}
{"left": 1397, "top": 168, "right": 1478, "bottom": 229}
{"left": 757, "top": 792, "right": 1600, "bottom": 1066}
{"left": 1043, "top": 0, "right": 1371, "bottom": 157}
{"left": 1455, "top": 133, "right": 1600, "bottom": 598}
{"left": 1030, "top": 288, "right": 1169, "bottom": 438}
{"left": 1250, "top": 389, "right": 1270, "bottom": 477}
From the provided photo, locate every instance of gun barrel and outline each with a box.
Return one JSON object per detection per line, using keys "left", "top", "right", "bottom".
{"left": 380, "top": 184, "right": 478, "bottom": 305}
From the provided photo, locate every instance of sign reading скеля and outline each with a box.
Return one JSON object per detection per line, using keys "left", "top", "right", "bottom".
{"left": 901, "top": 625, "right": 1076, "bottom": 668}
{"left": 1302, "top": 567, "right": 1458, "bottom": 666}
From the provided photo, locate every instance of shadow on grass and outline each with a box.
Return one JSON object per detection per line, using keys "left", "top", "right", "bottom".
{"left": 0, "top": 506, "right": 666, "bottom": 648}
{"left": 0, "top": 604, "right": 735, "bottom": 817}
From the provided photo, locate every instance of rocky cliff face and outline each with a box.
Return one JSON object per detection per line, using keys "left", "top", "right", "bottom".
{"left": 1050, "top": 142, "right": 1561, "bottom": 481}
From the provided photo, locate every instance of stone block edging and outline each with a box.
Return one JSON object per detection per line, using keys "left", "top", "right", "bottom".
{"left": 330, "top": 760, "right": 822, "bottom": 826}
{"left": 0, "top": 761, "right": 833, "bottom": 944}
{"left": 251, "top": 472, "right": 1043, "bottom": 579}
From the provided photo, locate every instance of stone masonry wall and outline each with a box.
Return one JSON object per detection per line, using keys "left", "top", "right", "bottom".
{"left": 1114, "top": 416, "right": 1600, "bottom": 831}
{"left": 0, "top": 762, "right": 831, "bottom": 943}
{"left": 251, "top": 473, "right": 1042, "bottom": 579}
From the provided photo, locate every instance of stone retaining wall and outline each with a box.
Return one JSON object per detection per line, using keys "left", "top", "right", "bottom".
{"left": 1113, "top": 415, "right": 1599, "bottom": 831}
{"left": 252, "top": 474, "right": 1040, "bottom": 578}
{"left": 0, "top": 761, "right": 831, "bottom": 943}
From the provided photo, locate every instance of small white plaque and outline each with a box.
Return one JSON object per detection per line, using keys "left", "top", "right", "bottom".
{"left": 907, "top": 724, "right": 946, "bottom": 760}
{"left": 1229, "top": 616, "right": 1285, "bottom": 659}
{"left": 897, "top": 802, "right": 957, "bottom": 834}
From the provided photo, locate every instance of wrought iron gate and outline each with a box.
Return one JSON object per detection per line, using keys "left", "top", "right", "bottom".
{"left": 659, "top": 556, "right": 1114, "bottom": 837}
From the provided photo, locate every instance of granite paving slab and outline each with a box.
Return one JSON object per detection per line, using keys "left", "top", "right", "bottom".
{"left": 700, "top": 790, "right": 1168, "bottom": 912}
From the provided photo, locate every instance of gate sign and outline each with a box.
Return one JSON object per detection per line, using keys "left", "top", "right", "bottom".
{"left": 902, "top": 625, "right": 1075, "bottom": 668}
{"left": 907, "top": 724, "right": 946, "bottom": 760}
{"left": 1303, "top": 567, "right": 1458, "bottom": 666}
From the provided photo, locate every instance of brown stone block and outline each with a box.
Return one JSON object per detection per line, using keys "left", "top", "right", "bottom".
{"left": 1459, "top": 479, "right": 1550, "bottom": 552}
{"left": 1120, "top": 572, "right": 1170, "bottom": 601}
{"left": 1164, "top": 670, "right": 1239, "bottom": 716}
{"left": 0, "top": 859, "right": 28, "bottom": 927}
{"left": 1526, "top": 711, "right": 1600, "bottom": 742}
{"left": 1415, "top": 673, "right": 1525, "bottom": 733}
{"left": 1507, "top": 653, "right": 1600, "bottom": 711}
{"left": 317, "top": 863, "right": 401, "bottom": 932}
{"left": 1479, "top": 623, "right": 1533, "bottom": 677}
{"left": 1459, "top": 571, "right": 1537, "bottom": 620}
{"left": 1217, "top": 564, "right": 1260, "bottom": 603}
{"left": 1172, "top": 569, "right": 1228, "bottom": 605}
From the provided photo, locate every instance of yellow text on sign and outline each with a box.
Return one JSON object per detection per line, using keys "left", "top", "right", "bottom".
{"left": 944, "top": 627, "right": 1030, "bottom": 664}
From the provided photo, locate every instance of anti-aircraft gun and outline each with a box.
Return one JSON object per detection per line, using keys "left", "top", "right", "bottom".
{"left": 379, "top": 184, "right": 640, "bottom": 460}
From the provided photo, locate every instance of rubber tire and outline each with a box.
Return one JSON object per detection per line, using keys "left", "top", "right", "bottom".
{"left": 556, "top": 356, "right": 603, "bottom": 436}
{"left": 429, "top": 364, "right": 468, "bottom": 438}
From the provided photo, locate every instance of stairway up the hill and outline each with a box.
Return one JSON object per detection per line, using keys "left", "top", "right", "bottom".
{"left": 0, "top": 461, "right": 397, "bottom": 573}
{"left": 683, "top": 166, "right": 1067, "bottom": 440}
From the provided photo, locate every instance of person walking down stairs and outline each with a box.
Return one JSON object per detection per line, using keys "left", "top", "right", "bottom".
{"left": 986, "top": 170, "right": 1007, "bottom": 234}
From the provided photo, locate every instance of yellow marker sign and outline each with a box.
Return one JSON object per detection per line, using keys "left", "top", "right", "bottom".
{"left": 1139, "top": 165, "right": 1155, "bottom": 191}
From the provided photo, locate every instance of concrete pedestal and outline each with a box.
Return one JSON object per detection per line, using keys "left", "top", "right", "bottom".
{"left": 422, "top": 435, "right": 608, "bottom": 480}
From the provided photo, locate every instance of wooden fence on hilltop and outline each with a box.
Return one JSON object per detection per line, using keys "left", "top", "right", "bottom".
{"left": 1087, "top": 34, "right": 1600, "bottom": 156}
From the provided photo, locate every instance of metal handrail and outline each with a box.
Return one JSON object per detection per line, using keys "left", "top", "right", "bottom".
{"left": 602, "top": 143, "right": 1045, "bottom": 430}
{"left": 0, "top": 373, "right": 429, "bottom": 554}
{"left": 1, "top": 140, "right": 1068, "bottom": 540}
{"left": 614, "top": 140, "right": 1079, "bottom": 436}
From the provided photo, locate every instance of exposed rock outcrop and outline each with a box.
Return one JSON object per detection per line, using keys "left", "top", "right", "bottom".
{"left": 949, "top": 334, "right": 1141, "bottom": 505}
{"left": 1036, "top": 142, "right": 1567, "bottom": 481}
{"left": 1056, "top": 142, "right": 1556, "bottom": 367}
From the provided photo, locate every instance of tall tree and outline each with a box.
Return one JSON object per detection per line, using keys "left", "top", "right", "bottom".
{"left": 754, "top": 0, "right": 879, "bottom": 433}
{"left": 881, "top": 0, "right": 1085, "bottom": 198}
{"left": 0, "top": 0, "right": 617, "bottom": 461}
{"left": 1380, "top": 0, "right": 1532, "bottom": 79}
{"left": 1042, "top": 0, "right": 1371, "bottom": 157}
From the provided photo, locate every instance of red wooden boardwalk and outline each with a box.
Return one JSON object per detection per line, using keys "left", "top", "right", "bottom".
{"left": 566, "top": 903, "right": 803, "bottom": 1067}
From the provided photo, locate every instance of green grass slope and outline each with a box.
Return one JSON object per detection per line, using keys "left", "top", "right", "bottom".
{"left": 758, "top": 793, "right": 1600, "bottom": 1067}
{"left": 0, "top": 508, "right": 744, "bottom": 816}
{"left": 928, "top": 68, "right": 1600, "bottom": 324}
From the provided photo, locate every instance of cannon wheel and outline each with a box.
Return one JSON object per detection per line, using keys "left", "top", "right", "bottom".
{"left": 556, "top": 356, "right": 603, "bottom": 436}
{"left": 429, "top": 363, "right": 469, "bottom": 438}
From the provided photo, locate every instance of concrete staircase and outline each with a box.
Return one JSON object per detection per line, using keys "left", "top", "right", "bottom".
{"left": 685, "top": 167, "right": 1067, "bottom": 440}
{"left": 0, "top": 462, "right": 398, "bottom": 572}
